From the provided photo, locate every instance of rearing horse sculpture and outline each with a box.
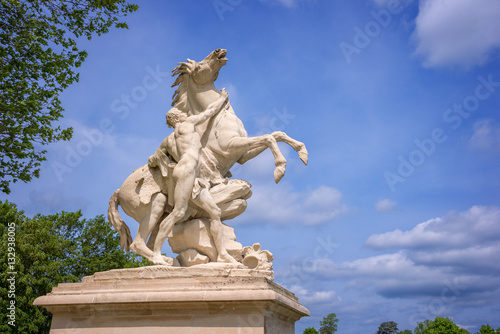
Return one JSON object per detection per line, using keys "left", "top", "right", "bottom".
{"left": 108, "top": 49, "right": 308, "bottom": 264}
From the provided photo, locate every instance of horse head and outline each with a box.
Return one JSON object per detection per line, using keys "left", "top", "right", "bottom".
{"left": 171, "top": 49, "right": 228, "bottom": 115}
{"left": 192, "top": 48, "right": 227, "bottom": 84}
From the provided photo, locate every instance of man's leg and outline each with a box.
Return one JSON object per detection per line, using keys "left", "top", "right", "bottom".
{"left": 151, "top": 176, "right": 193, "bottom": 265}
{"left": 193, "top": 189, "right": 237, "bottom": 263}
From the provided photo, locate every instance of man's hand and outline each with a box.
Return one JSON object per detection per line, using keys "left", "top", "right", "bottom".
{"left": 148, "top": 154, "right": 158, "bottom": 167}
{"left": 219, "top": 88, "right": 229, "bottom": 110}
{"left": 220, "top": 88, "right": 228, "bottom": 98}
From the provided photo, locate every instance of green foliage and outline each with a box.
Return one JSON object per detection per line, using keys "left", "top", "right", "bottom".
{"left": 421, "top": 317, "right": 470, "bottom": 334}
{"left": 477, "top": 325, "right": 496, "bottom": 334}
{"left": 476, "top": 324, "right": 500, "bottom": 334}
{"left": 0, "top": 0, "right": 138, "bottom": 193}
{"left": 304, "top": 327, "right": 319, "bottom": 334}
{"left": 398, "top": 330, "right": 413, "bottom": 334}
{"left": 415, "top": 319, "right": 432, "bottom": 334}
{"left": 0, "top": 201, "right": 146, "bottom": 333}
{"left": 377, "top": 321, "right": 399, "bottom": 334}
{"left": 320, "top": 313, "right": 339, "bottom": 334}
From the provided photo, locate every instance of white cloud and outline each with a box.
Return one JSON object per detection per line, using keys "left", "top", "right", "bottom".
{"left": 229, "top": 147, "right": 349, "bottom": 225}
{"left": 413, "top": 0, "right": 500, "bottom": 68}
{"left": 240, "top": 183, "right": 349, "bottom": 225}
{"left": 302, "top": 206, "right": 500, "bottom": 304}
{"left": 469, "top": 119, "right": 500, "bottom": 151}
{"left": 366, "top": 206, "right": 500, "bottom": 249}
{"left": 411, "top": 243, "right": 500, "bottom": 273}
{"left": 375, "top": 198, "right": 397, "bottom": 213}
{"left": 288, "top": 285, "right": 341, "bottom": 305}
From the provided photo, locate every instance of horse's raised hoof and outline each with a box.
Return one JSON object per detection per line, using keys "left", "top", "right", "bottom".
{"left": 298, "top": 147, "right": 308, "bottom": 165}
{"left": 274, "top": 165, "right": 286, "bottom": 184}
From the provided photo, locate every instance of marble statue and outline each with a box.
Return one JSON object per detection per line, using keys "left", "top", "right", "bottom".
{"left": 108, "top": 49, "right": 308, "bottom": 268}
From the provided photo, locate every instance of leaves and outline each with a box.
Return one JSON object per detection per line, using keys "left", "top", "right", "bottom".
{"left": 319, "top": 313, "right": 339, "bottom": 334}
{"left": 420, "top": 317, "right": 471, "bottom": 334}
{"left": 377, "top": 321, "right": 399, "bottom": 334}
{"left": 0, "top": 201, "right": 146, "bottom": 333}
{"left": 0, "top": 0, "right": 138, "bottom": 193}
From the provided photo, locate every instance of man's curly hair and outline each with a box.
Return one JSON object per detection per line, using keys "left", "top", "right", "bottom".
{"left": 166, "top": 108, "right": 185, "bottom": 127}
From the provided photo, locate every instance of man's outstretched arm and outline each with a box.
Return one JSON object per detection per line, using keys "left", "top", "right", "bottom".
{"left": 192, "top": 88, "right": 229, "bottom": 125}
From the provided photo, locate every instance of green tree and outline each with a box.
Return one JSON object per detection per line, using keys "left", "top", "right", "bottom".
{"left": 415, "top": 319, "right": 432, "bottom": 334}
{"left": 0, "top": 201, "right": 146, "bottom": 333}
{"left": 378, "top": 321, "right": 399, "bottom": 334}
{"left": 398, "top": 330, "right": 413, "bottom": 334}
{"left": 476, "top": 324, "right": 500, "bottom": 334}
{"left": 320, "top": 313, "right": 339, "bottom": 334}
{"left": 477, "top": 325, "right": 495, "bottom": 334}
{"left": 304, "top": 327, "right": 319, "bottom": 334}
{"left": 422, "top": 317, "right": 470, "bottom": 334}
{"left": 0, "top": 0, "right": 138, "bottom": 194}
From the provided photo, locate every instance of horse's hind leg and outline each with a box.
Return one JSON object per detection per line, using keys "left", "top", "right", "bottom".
{"left": 130, "top": 192, "right": 167, "bottom": 261}
{"left": 272, "top": 131, "right": 308, "bottom": 165}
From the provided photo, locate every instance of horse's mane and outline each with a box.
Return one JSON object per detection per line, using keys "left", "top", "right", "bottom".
{"left": 171, "top": 59, "right": 196, "bottom": 114}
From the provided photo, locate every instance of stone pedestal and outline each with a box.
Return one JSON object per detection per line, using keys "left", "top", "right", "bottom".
{"left": 34, "top": 265, "right": 309, "bottom": 333}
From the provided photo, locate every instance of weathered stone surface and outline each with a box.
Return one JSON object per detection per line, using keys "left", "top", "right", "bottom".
{"left": 169, "top": 218, "right": 243, "bottom": 263}
{"left": 177, "top": 248, "right": 209, "bottom": 267}
{"left": 33, "top": 266, "right": 308, "bottom": 333}
{"left": 210, "top": 179, "right": 252, "bottom": 204}
{"left": 243, "top": 243, "right": 274, "bottom": 271}
{"left": 218, "top": 199, "right": 247, "bottom": 220}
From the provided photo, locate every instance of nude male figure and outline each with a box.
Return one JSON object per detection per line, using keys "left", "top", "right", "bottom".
{"left": 151, "top": 89, "right": 237, "bottom": 265}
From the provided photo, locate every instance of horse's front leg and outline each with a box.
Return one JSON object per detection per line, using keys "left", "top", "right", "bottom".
{"left": 271, "top": 131, "right": 308, "bottom": 165}
{"left": 224, "top": 135, "right": 286, "bottom": 183}
{"left": 236, "top": 146, "right": 267, "bottom": 165}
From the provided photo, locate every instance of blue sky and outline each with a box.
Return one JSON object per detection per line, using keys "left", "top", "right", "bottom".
{"left": 3, "top": 0, "right": 500, "bottom": 333}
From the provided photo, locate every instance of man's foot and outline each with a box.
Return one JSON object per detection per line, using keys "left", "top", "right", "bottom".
{"left": 217, "top": 252, "right": 238, "bottom": 264}
{"left": 151, "top": 254, "right": 171, "bottom": 265}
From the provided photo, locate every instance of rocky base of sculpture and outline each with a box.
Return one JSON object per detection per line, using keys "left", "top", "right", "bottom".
{"left": 34, "top": 266, "right": 309, "bottom": 334}
{"left": 168, "top": 218, "right": 274, "bottom": 270}
{"left": 169, "top": 218, "right": 244, "bottom": 266}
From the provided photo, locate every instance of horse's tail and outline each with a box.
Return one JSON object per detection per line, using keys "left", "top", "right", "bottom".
{"left": 108, "top": 189, "right": 133, "bottom": 252}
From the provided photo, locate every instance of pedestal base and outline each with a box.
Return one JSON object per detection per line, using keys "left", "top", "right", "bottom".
{"left": 34, "top": 265, "right": 309, "bottom": 333}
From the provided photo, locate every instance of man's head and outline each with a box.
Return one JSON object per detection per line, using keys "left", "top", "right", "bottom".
{"left": 166, "top": 108, "right": 187, "bottom": 128}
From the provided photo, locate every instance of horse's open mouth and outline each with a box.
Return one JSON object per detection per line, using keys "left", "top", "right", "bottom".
{"left": 218, "top": 50, "right": 228, "bottom": 61}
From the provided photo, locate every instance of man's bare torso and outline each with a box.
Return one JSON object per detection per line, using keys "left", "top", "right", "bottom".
{"left": 175, "top": 118, "right": 202, "bottom": 165}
